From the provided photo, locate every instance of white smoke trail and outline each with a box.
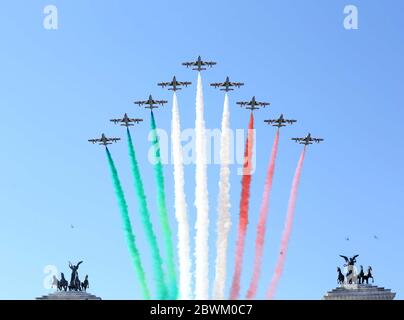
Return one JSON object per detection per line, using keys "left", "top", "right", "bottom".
{"left": 212, "top": 93, "right": 232, "bottom": 300}
{"left": 194, "top": 72, "right": 210, "bottom": 299}
{"left": 171, "top": 92, "right": 192, "bottom": 300}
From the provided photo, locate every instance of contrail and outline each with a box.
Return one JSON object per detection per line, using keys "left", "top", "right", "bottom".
{"left": 246, "top": 129, "right": 280, "bottom": 299}
{"left": 230, "top": 113, "right": 255, "bottom": 300}
{"left": 150, "top": 111, "right": 178, "bottom": 300}
{"left": 105, "top": 147, "right": 150, "bottom": 299}
{"left": 194, "top": 72, "right": 210, "bottom": 300}
{"left": 212, "top": 93, "right": 232, "bottom": 300}
{"left": 267, "top": 147, "right": 306, "bottom": 299}
{"left": 171, "top": 92, "right": 192, "bottom": 300}
{"left": 127, "top": 128, "right": 168, "bottom": 299}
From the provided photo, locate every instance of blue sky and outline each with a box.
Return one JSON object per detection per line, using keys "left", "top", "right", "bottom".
{"left": 0, "top": 0, "right": 403, "bottom": 299}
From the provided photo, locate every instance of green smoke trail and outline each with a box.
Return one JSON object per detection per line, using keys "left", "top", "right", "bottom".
{"left": 105, "top": 147, "right": 150, "bottom": 300}
{"left": 150, "top": 111, "right": 178, "bottom": 299}
{"left": 126, "top": 128, "right": 168, "bottom": 300}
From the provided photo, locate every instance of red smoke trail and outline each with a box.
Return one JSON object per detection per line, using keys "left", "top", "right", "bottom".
{"left": 266, "top": 147, "right": 306, "bottom": 299}
{"left": 230, "top": 113, "right": 254, "bottom": 300}
{"left": 246, "top": 129, "right": 280, "bottom": 299}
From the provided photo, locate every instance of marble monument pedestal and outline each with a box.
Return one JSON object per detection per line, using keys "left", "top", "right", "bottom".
{"left": 323, "top": 284, "right": 395, "bottom": 300}
{"left": 36, "top": 291, "right": 101, "bottom": 300}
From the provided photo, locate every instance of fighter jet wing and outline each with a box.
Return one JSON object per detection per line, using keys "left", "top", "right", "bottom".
{"left": 264, "top": 120, "right": 276, "bottom": 124}
{"left": 210, "top": 83, "right": 222, "bottom": 88}
{"left": 179, "top": 81, "right": 192, "bottom": 86}
{"left": 134, "top": 101, "right": 145, "bottom": 105}
{"left": 205, "top": 61, "right": 217, "bottom": 67}
{"left": 110, "top": 119, "right": 120, "bottom": 123}
{"left": 88, "top": 139, "right": 100, "bottom": 144}
{"left": 231, "top": 82, "right": 244, "bottom": 87}
{"left": 313, "top": 138, "right": 324, "bottom": 143}
{"left": 258, "top": 102, "right": 270, "bottom": 107}
{"left": 291, "top": 138, "right": 303, "bottom": 141}
{"left": 287, "top": 120, "right": 297, "bottom": 124}
{"left": 110, "top": 138, "right": 121, "bottom": 142}
{"left": 157, "top": 82, "right": 169, "bottom": 87}
{"left": 156, "top": 100, "right": 168, "bottom": 105}
{"left": 182, "top": 62, "right": 195, "bottom": 67}
{"left": 236, "top": 101, "right": 248, "bottom": 106}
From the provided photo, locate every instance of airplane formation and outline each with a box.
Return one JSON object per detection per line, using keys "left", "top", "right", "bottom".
{"left": 88, "top": 56, "right": 324, "bottom": 147}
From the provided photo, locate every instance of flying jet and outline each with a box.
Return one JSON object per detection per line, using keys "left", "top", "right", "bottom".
{"left": 264, "top": 114, "right": 297, "bottom": 128}
{"left": 134, "top": 95, "right": 168, "bottom": 110}
{"left": 291, "top": 133, "right": 324, "bottom": 145}
{"left": 182, "top": 55, "right": 216, "bottom": 71}
{"left": 110, "top": 113, "right": 143, "bottom": 127}
{"left": 374, "top": 235, "right": 379, "bottom": 240}
{"left": 88, "top": 134, "right": 120, "bottom": 146}
{"left": 236, "top": 96, "right": 270, "bottom": 111}
{"left": 158, "top": 76, "right": 192, "bottom": 91}
{"left": 210, "top": 76, "right": 244, "bottom": 92}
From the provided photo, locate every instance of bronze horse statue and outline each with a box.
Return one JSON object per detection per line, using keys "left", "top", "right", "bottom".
{"left": 362, "top": 266, "right": 374, "bottom": 284}
{"left": 337, "top": 267, "right": 345, "bottom": 285}
{"left": 358, "top": 265, "right": 365, "bottom": 283}
{"left": 358, "top": 265, "right": 374, "bottom": 284}
{"left": 58, "top": 273, "right": 68, "bottom": 291}
{"left": 81, "top": 275, "right": 89, "bottom": 291}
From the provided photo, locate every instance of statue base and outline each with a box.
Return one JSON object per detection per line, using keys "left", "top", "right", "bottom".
{"left": 36, "top": 291, "right": 101, "bottom": 300}
{"left": 323, "top": 284, "right": 395, "bottom": 300}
